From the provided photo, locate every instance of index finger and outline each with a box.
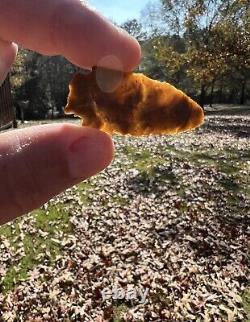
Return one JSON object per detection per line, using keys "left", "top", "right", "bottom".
{"left": 0, "top": 0, "right": 141, "bottom": 71}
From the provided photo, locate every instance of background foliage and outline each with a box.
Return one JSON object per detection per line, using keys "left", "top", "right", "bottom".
{"left": 11, "top": 0, "right": 250, "bottom": 119}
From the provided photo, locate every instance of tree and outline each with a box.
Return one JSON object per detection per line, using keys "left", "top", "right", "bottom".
{"left": 120, "top": 19, "right": 147, "bottom": 43}
{"left": 154, "top": 0, "right": 250, "bottom": 106}
{"left": 11, "top": 49, "right": 78, "bottom": 119}
{"left": 0, "top": 74, "right": 15, "bottom": 129}
{"left": 140, "top": 1, "right": 167, "bottom": 36}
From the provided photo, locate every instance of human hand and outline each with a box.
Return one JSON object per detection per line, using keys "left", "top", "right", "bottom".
{"left": 0, "top": 0, "right": 141, "bottom": 224}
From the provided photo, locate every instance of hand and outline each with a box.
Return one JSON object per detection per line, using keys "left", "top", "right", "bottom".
{"left": 0, "top": 0, "right": 141, "bottom": 224}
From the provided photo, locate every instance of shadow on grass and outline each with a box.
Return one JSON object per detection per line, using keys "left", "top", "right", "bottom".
{"left": 203, "top": 116, "right": 250, "bottom": 138}
{"left": 205, "top": 106, "right": 250, "bottom": 116}
{"left": 127, "top": 164, "right": 178, "bottom": 194}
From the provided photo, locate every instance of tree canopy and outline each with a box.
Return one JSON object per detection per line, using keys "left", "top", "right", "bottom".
{"left": 10, "top": 0, "right": 250, "bottom": 119}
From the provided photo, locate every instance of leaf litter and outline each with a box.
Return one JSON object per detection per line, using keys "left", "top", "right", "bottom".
{"left": 0, "top": 114, "right": 249, "bottom": 321}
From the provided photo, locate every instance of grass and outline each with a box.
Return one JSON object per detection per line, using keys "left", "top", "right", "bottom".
{"left": 218, "top": 177, "right": 240, "bottom": 192}
{"left": 123, "top": 147, "right": 177, "bottom": 183}
{"left": 0, "top": 121, "right": 249, "bottom": 319}
{"left": 243, "top": 289, "right": 250, "bottom": 322}
{"left": 151, "top": 288, "right": 170, "bottom": 305}
{"left": 113, "top": 303, "right": 130, "bottom": 322}
{"left": 0, "top": 180, "right": 97, "bottom": 294}
{"left": 77, "top": 182, "right": 95, "bottom": 205}
{"left": 119, "top": 143, "right": 250, "bottom": 229}
{"left": 123, "top": 144, "right": 246, "bottom": 175}
{"left": 0, "top": 204, "right": 72, "bottom": 293}
{"left": 164, "top": 144, "right": 250, "bottom": 196}
{"left": 123, "top": 147, "right": 165, "bottom": 171}
{"left": 110, "top": 195, "right": 129, "bottom": 206}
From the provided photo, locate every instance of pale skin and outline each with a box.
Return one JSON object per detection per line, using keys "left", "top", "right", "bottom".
{"left": 0, "top": 0, "right": 141, "bottom": 224}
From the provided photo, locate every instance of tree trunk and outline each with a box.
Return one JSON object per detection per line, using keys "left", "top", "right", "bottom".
{"left": 240, "top": 79, "right": 246, "bottom": 105}
{"left": 199, "top": 84, "right": 206, "bottom": 109}
{"left": 0, "top": 74, "right": 15, "bottom": 130}
{"left": 218, "top": 78, "right": 223, "bottom": 103}
{"left": 210, "top": 80, "right": 215, "bottom": 107}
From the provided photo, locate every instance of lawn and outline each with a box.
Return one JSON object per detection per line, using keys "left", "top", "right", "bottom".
{"left": 0, "top": 106, "right": 249, "bottom": 321}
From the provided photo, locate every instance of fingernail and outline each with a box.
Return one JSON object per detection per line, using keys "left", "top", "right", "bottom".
{"left": 0, "top": 59, "right": 8, "bottom": 86}
{"left": 68, "top": 132, "right": 113, "bottom": 180}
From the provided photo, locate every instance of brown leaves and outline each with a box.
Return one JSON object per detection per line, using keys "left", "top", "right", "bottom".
{"left": 0, "top": 112, "right": 249, "bottom": 321}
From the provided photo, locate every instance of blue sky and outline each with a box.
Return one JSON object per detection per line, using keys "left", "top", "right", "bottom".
{"left": 88, "top": 0, "right": 157, "bottom": 24}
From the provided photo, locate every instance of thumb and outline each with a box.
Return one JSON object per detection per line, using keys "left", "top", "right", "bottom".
{"left": 0, "top": 124, "right": 114, "bottom": 224}
{"left": 0, "top": 39, "right": 18, "bottom": 86}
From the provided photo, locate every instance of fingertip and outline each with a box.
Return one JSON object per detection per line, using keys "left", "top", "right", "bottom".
{"left": 125, "top": 36, "right": 141, "bottom": 71}
{"left": 113, "top": 26, "right": 141, "bottom": 71}
{"left": 57, "top": 2, "right": 141, "bottom": 72}
{"left": 0, "top": 123, "right": 115, "bottom": 222}
{"left": 0, "top": 40, "right": 18, "bottom": 66}
{"left": 54, "top": 124, "right": 114, "bottom": 179}
{"left": 0, "top": 40, "right": 18, "bottom": 85}
{"left": 96, "top": 129, "right": 115, "bottom": 168}
{"left": 11, "top": 42, "right": 19, "bottom": 60}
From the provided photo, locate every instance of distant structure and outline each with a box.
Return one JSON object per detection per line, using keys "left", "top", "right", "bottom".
{"left": 0, "top": 74, "right": 16, "bottom": 131}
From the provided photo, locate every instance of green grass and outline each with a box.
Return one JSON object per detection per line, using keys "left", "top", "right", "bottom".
{"left": 0, "top": 204, "right": 72, "bottom": 293}
{"left": 77, "top": 182, "right": 95, "bottom": 205}
{"left": 150, "top": 288, "right": 170, "bottom": 304}
{"left": 0, "top": 133, "right": 249, "bottom": 321}
{"left": 123, "top": 144, "right": 248, "bottom": 175}
{"left": 223, "top": 148, "right": 250, "bottom": 161}
{"left": 121, "top": 144, "right": 249, "bottom": 204}
{"left": 243, "top": 289, "right": 250, "bottom": 322}
{"left": 113, "top": 303, "right": 129, "bottom": 322}
{"left": 122, "top": 147, "right": 166, "bottom": 170}
{"left": 110, "top": 195, "right": 129, "bottom": 206}
{"left": 164, "top": 145, "right": 250, "bottom": 196}
{"left": 0, "top": 181, "right": 96, "bottom": 294}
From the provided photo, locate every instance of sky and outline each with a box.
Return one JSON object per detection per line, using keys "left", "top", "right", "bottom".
{"left": 87, "top": 0, "right": 158, "bottom": 25}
